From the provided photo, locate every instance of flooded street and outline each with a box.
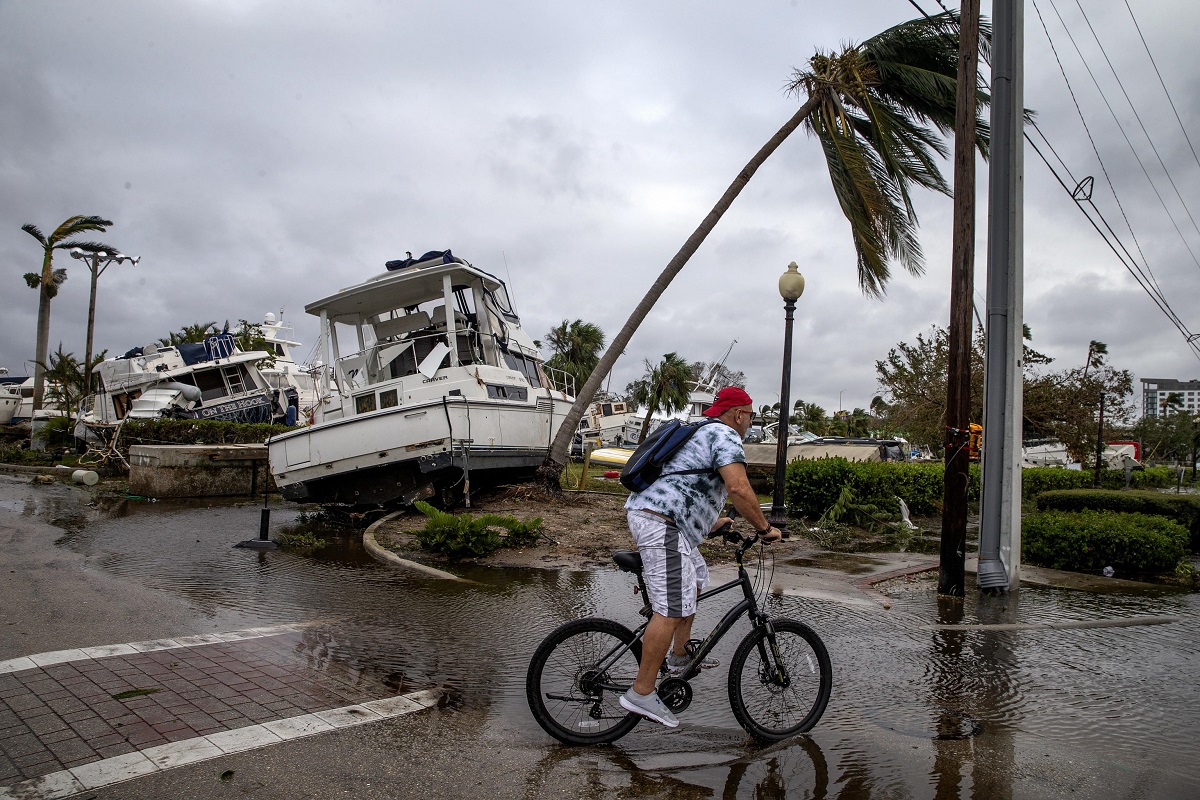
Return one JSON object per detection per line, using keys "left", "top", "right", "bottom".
{"left": 4, "top": 475, "right": 1200, "bottom": 798}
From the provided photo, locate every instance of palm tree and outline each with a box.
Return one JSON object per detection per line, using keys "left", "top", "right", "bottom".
{"left": 158, "top": 321, "right": 221, "bottom": 346}
{"left": 1161, "top": 392, "right": 1185, "bottom": 418}
{"left": 22, "top": 216, "right": 116, "bottom": 412}
{"left": 538, "top": 12, "right": 989, "bottom": 484}
{"left": 543, "top": 319, "right": 606, "bottom": 398}
{"left": 628, "top": 353, "right": 693, "bottom": 443}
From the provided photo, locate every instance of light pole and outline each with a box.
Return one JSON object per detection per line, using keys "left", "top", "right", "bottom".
{"left": 71, "top": 248, "right": 139, "bottom": 396}
{"left": 770, "top": 262, "right": 805, "bottom": 533}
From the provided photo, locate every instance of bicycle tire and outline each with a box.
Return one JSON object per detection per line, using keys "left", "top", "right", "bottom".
{"left": 526, "top": 617, "right": 643, "bottom": 745}
{"left": 728, "top": 618, "right": 831, "bottom": 742}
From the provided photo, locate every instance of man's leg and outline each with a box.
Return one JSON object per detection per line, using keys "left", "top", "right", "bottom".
{"left": 671, "top": 615, "right": 696, "bottom": 658}
{"left": 633, "top": 612, "right": 682, "bottom": 695}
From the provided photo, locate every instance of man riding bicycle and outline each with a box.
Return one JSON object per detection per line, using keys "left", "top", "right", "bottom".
{"left": 620, "top": 386, "right": 781, "bottom": 728}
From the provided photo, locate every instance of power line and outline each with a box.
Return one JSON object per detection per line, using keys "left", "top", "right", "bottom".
{"left": 1122, "top": 0, "right": 1200, "bottom": 178}
{"left": 900, "top": 0, "right": 1200, "bottom": 363}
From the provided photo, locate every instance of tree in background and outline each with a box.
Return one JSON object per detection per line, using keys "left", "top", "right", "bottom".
{"left": 875, "top": 326, "right": 983, "bottom": 449}
{"left": 538, "top": 11, "right": 990, "bottom": 485}
{"left": 34, "top": 344, "right": 105, "bottom": 421}
{"left": 792, "top": 400, "right": 829, "bottom": 436}
{"left": 21, "top": 216, "right": 116, "bottom": 412}
{"left": 159, "top": 321, "right": 221, "bottom": 346}
{"left": 877, "top": 326, "right": 1134, "bottom": 459}
{"left": 627, "top": 353, "right": 693, "bottom": 443}
{"left": 543, "top": 319, "right": 605, "bottom": 398}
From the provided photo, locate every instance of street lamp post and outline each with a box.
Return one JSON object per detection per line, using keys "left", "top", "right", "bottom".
{"left": 71, "top": 248, "right": 139, "bottom": 396}
{"left": 770, "top": 262, "right": 805, "bottom": 533}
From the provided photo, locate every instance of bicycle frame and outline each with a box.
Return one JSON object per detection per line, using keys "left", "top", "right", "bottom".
{"left": 589, "top": 536, "right": 776, "bottom": 691}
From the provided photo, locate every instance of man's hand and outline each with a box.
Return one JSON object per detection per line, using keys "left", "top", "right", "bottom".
{"left": 760, "top": 525, "right": 782, "bottom": 543}
{"left": 709, "top": 516, "right": 735, "bottom": 534}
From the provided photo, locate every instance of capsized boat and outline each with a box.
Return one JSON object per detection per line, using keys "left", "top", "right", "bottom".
{"left": 78, "top": 333, "right": 293, "bottom": 433}
{"left": 266, "top": 250, "right": 576, "bottom": 506}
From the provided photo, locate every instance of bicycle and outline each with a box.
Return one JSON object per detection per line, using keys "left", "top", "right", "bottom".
{"left": 525, "top": 524, "right": 832, "bottom": 745}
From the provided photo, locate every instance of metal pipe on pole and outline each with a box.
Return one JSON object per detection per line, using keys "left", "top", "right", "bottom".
{"left": 978, "top": 0, "right": 1025, "bottom": 592}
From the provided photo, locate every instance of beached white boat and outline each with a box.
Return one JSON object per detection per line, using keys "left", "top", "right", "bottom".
{"left": 266, "top": 250, "right": 576, "bottom": 506}
{"left": 78, "top": 333, "right": 290, "bottom": 432}
{"left": 0, "top": 370, "right": 21, "bottom": 425}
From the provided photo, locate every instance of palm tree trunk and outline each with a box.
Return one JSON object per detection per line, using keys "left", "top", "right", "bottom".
{"left": 32, "top": 250, "right": 54, "bottom": 413}
{"left": 538, "top": 94, "right": 823, "bottom": 487}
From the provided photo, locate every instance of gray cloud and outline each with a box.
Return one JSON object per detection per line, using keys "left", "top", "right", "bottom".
{"left": 3, "top": 0, "right": 1199, "bottom": 421}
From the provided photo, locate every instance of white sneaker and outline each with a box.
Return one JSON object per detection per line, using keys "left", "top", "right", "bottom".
{"left": 619, "top": 688, "right": 680, "bottom": 728}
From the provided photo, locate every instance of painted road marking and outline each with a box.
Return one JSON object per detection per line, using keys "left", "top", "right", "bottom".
{"left": 0, "top": 689, "right": 440, "bottom": 799}
{"left": 0, "top": 623, "right": 323, "bottom": 675}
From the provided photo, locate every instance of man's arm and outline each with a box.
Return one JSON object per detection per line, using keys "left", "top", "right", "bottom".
{"left": 717, "top": 462, "right": 781, "bottom": 542}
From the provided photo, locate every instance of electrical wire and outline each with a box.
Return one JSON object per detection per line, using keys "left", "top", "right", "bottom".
{"left": 902, "top": 0, "right": 1200, "bottom": 363}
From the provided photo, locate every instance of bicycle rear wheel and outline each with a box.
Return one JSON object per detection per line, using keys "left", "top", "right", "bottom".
{"left": 526, "top": 617, "right": 643, "bottom": 745}
{"left": 728, "top": 618, "right": 831, "bottom": 742}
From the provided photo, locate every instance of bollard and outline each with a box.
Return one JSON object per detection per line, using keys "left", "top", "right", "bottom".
{"left": 56, "top": 465, "right": 99, "bottom": 485}
{"left": 259, "top": 508, "right": 270, "bottom": 540}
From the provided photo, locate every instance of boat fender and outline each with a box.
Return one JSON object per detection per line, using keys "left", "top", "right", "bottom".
{"left": 155, "top": 381, "right": 202, "bottom": 403}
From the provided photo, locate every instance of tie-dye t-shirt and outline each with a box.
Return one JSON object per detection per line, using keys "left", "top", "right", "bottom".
{"left": 624, "top": 420, "right": 747, "bottom": 547}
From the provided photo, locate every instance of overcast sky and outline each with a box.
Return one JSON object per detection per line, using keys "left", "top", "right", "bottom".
{"left": 3, "top": 0, "right": 1199, "bottom": 419}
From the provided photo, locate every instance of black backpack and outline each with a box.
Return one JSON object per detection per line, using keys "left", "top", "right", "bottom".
{"left": 619, "top": 419, "right": 718, "bottom": 492}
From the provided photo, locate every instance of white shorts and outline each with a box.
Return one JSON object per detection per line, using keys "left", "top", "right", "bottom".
{"left": 627, "top": 510, "right": 710, "bottom": 618}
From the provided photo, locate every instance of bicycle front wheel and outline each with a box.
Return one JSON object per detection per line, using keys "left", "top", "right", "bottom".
{"left": 526, "top": 617, "right": 643, "bottom": 745}
{"left": 728, "top": 618, "right": 831, "bottom": 742}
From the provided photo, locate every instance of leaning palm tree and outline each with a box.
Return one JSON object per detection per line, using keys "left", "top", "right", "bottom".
{"left": 628, "top": 353, "right": 693, "bottom": 443}
{"left": 539, "top": 12, "right": 989, "bottom": 485}
{"left": 543, "top": 319, "right": 606, "bottom": 397}
{"left": 22, "top": 216, "right": 116, "bottom": 412}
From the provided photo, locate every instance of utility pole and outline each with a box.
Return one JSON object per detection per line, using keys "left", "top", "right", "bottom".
{"left": 939, "top": 0, "right": 980, "bottom": 597}
{"left": 978, "top": 0, "right": 1025, "bottom": 592}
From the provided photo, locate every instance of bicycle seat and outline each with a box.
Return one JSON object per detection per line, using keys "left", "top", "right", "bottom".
{"left": 612, "top": 550, "right": 643, "bottom": 574}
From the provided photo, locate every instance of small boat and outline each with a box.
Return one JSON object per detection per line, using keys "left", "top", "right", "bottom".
{"left": 78, "top": 333, "right": 292, "bottom": 435}
{"left": 587, "top": 447, "right": 634, "bottom": 468}
{"left": 267, "top": 250, "right": 576, "bottom": 506}
{"left": 0, "top": 369, "right": 22, "bottom": 425}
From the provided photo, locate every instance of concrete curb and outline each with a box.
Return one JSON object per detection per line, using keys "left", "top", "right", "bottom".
{"left": 362, "top": 510, "right": 475, "bottom": 583}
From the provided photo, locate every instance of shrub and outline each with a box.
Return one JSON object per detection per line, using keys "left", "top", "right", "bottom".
{"left": 1036, "top": 489, "right": 1200, "bottom": 551}
{"left": 1022, "top": 510, "right": 1188, "bottom": 575}
{"left": 784, "top": 458, "right": 976, "bottom": 518}
{"left": 412, "top": 501, "right": 543, "bottom": 558}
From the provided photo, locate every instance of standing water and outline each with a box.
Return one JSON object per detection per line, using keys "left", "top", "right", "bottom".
{"left": 17, "top": 488, "right": 1200, "bottom": 798}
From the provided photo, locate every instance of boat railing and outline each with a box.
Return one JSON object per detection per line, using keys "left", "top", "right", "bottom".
{"left": 541, "top": 363, "right": 575, "bottom": 397}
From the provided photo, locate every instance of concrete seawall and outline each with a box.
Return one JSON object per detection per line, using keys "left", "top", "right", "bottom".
{"left": 129, "top": 444, "right": 273, "bottom": 498}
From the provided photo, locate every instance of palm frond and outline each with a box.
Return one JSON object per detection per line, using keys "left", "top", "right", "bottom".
{"left": 21, "top": 223, "right": 47, "bottom": 245}
{"left": 49, "top": 216, "right": 113, "bottom": 245}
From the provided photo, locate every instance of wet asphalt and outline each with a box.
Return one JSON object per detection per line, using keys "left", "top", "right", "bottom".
{"left": 3, "top": 470, "right": 1200, "bottom": 799}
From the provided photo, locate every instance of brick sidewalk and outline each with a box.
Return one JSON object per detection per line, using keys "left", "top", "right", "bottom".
{"left": 0, "top": 628, "right": 395, "bottom": 786}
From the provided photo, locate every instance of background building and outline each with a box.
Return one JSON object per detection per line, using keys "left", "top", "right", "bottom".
{"left": 1141, "top": 378, "right": 1200, "bottom": 417}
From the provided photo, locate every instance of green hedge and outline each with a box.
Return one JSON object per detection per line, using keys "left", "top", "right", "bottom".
{"left": 115, "top": 419, "right": 295, "bottom": 468}
{"left": 1022, "top": 510, "right": 1188, "bottom": 574}
{"left": 784, "top": 459, "right": 1181, "bottom": 520}
{"left": 1036, "top": 489, "right": 1200, "bottom": 551}
{"left": 783, "top": 459, "right": 980, "bottom": 518}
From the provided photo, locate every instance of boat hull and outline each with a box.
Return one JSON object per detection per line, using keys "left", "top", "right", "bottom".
{"left": 269, "top": 394, "right": 571, "bottom": 506}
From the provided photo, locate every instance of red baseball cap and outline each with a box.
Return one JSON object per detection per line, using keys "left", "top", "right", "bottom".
{"left": 703, "top": 386, "right": 754, "bottom": 417}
